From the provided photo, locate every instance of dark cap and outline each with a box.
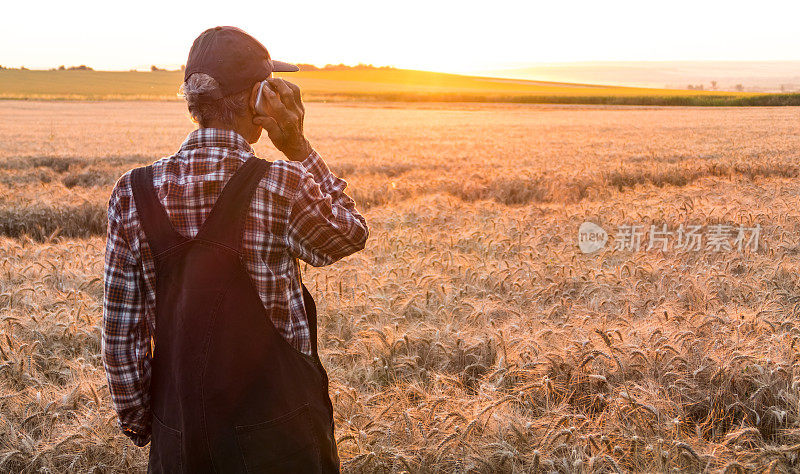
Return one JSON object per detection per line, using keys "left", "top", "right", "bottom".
{"left": 184, "top": 26, "right": 299, "bottom": 101}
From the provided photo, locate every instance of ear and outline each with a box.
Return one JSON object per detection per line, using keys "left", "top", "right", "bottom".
{"left": 248, "top": 82, "right": 261, "bottom": 114}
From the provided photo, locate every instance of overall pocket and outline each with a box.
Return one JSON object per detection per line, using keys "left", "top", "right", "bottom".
{"left": 148, "top": 412, "right": 183, "bottom": 473}
{"left": 235, "top": 403, "right": 322, "bottom": 473}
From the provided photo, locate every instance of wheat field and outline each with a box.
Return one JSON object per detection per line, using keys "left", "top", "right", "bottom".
{"left": 1, "top": 100, "right": 800, "bottom": 472}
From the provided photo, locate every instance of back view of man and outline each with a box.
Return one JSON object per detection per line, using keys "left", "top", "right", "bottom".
{"left": 101, "top": 26, "right": 368, "bottom": 472}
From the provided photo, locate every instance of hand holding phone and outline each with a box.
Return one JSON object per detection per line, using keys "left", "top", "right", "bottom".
{"left": 252, "top": 78, "right": 311, "bottom": 162}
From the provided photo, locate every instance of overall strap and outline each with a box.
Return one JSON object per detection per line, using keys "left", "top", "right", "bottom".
{"left": 195, "top": 157, "right": 270, "bottom": 252}
{"left": 295, "top": 260, "right": 322, "bottom": 359}
{"left": 300, "top": 276, "right": 319, "bottom": 356}
{"left": 131, "top": 165, "right": 187, "bottom": 257}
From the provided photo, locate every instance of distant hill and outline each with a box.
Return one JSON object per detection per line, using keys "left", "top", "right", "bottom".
{"left": 487, "top": 61, "right": 800, "bottom": 93}
{"left": 1, "top": 67, "right": 795, "bottom": 106}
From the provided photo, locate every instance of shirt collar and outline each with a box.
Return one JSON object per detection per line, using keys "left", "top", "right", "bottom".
{"left": 179, "top": 128, "right": 254, "bottom": 154}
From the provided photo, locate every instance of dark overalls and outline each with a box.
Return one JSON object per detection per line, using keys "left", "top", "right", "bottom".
{"left": 130, "top": 157, "right": 340, "bottom": 473}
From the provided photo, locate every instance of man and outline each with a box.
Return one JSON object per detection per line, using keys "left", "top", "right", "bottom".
{"left": 102, "top": 26, "right": 368, "bottom": 472}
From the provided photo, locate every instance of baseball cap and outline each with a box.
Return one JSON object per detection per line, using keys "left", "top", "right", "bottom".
{"left": 184, "top": 26, "right": 299, "bottom": 101}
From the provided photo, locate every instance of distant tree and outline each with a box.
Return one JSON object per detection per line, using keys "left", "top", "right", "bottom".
{"left": 180, "top": 64, "right": 186, "bottom": 71}
{"left": 151, "top": 65, "right": 165, "bottom": 72}
{"left": 735, "top": 84, "right": 744, "bottom": 92}
{"left": 58, "top": 65, "right": 65, "bottom": 71}
{"left": 687, "top": 85, "right": 694, "bottom": 90}
{"left": 711, "top": 80, "right": 717, "bottom": 90}
{"left": 67, "top": 65, "right": 93, "bottom": 71}
{"left": 20, "top": 66, "right": 28, "bottom": 70}
{"left": 296, "top": 63, "right": 319, "bottom": 71}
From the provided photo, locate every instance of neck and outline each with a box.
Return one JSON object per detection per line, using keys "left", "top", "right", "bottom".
{"left": 202, "top": 119, "right": 259, "bottom": 144}
{"left": 203, "top": 120, "right": 235, "bottom": 131}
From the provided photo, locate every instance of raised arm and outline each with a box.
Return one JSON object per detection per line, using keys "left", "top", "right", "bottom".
{"left": 252, "top": 77, "right": 368, "bottom": 265}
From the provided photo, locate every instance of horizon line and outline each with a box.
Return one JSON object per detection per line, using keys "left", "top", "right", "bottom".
{"left": 6, "top": 59, "right": 800, "bottom": 74}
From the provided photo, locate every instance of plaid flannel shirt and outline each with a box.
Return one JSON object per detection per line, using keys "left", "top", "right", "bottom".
{"left": 102, "top": 128, "right": 368, "bottom": 446}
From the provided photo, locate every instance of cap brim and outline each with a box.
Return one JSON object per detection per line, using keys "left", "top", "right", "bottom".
{"left": 272, "top": 60, "right": 299, "bottom": 72}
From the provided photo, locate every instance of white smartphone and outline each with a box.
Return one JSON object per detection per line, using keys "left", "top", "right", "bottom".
{"left": 254, "top": 80, "right": 273, "bottom": 116}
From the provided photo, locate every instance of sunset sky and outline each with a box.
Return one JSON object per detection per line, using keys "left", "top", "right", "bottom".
{"left": 2, "top": 0, "right": 800, "bottom": 75}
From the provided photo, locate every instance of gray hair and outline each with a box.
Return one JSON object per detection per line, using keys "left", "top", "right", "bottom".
{"left": 178, "top": 73, "right": 250, "bottom": 128}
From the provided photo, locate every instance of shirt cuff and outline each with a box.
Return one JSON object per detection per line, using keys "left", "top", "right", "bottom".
{"left": 300, "top": 149, "right": 334, "bottom": 184}
{"left": 123, "top": 426, "right": 151, "bottom": 447}
{"left": 119, "top": 414, "right": 151, "bottom": 447}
